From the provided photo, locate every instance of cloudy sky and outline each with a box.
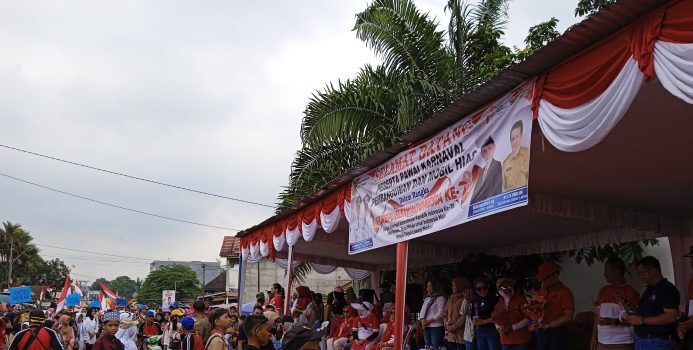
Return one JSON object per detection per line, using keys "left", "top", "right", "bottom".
{"left": 0, "top": 0, "right": 582, "bottom": 282}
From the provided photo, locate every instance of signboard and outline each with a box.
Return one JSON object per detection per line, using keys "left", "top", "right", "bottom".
{"left": 348, "top": 84, "right": 533, "bottom": 254}
{"left": 115, "top": 298, "right": 128, "bottom": 307}
{"left": 161, "top": 290, "right": 176, "bottom": 311}
{"left": 65, "top": 293, "right": 81, "bottom": 307}
{"left": 9, "top": 286, "right": 32, "bottom": 304}
{"left": 89, "top": 300, "right": 101, "bottom": 308}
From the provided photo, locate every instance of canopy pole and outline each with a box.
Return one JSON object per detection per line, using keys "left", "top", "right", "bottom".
{"left": 284, "top": 243, "right": 294, "bottom": 315}
{"left": 237, "top": 255, "right": 245, "bottom": 308}
{"left": 393, "top": 241, "right": 408, "bottom": 350}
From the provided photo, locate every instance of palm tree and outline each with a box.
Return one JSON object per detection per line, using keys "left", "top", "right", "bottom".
{"left": 1, "top": 221, "right": 43, "bottom": 286}
{"left": 278, "top": 0, "right": 512, "bottom": 211}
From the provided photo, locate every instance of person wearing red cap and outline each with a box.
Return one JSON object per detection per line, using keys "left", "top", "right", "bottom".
{"left": 590, "top": 256, "right": 639, "bottom": 350}
{"left": 535, "top": 261, "right": 574, "bottom": 350}
{"left": 492, "top": 278, "right": 531, "bottom": 350}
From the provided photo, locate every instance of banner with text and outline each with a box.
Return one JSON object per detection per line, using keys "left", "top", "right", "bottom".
{"left": 162, "top": 290, "right": 176, "bottom": 311}
{"left": 348, "top": 84, "right": 533, "bottom": 254}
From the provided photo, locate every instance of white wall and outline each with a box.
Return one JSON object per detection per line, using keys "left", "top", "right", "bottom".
{"left": 560, "top": 237, "right": 675, "bottom": 314}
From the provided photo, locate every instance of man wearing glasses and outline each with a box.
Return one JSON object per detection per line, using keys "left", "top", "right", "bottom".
{"left": 535, "top": 261, "right": 575, "bottom": 350}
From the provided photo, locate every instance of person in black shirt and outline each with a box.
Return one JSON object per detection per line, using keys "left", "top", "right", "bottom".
{"left": 241, "top": 315, "right": 271, "bottom": 350}
{"left": 470, "top": 278, "right": 500, "bottom": 350}
{"left": 626, "top": 256, "right": 680, "bottom": 350}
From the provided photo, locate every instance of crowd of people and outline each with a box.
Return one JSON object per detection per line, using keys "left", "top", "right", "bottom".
{"left": 1, "top": 250, "right": 691, "bottom": 350}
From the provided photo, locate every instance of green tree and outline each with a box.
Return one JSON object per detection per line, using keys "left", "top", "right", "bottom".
{"left": 109, "top": 276, "right": 138, "bottom": 298}
{"left": 91, "top": 278, "right": 110, "bottom": 291}
{"left": 1, "top": 221, "right": 45, "bottom": 287}
{"left": 32, "top": 258, "right": 71, "bottom": 287}
{"left": 138, "top": 265, "right": 200, "bottom": 305}
{"left": 575, "top": 0, "right": 615, "bottom": 17}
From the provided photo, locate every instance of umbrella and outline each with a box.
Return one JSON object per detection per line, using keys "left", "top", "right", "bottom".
{"left": 240, "top": 303, "right": 254, "bottom": 316}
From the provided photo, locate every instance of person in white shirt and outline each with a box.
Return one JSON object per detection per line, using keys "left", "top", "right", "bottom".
{"left": 419, "top": 280, "right": 447, "bottom": 350}
{"left": 82, "top": 308, "right": 99, "bottom": 350}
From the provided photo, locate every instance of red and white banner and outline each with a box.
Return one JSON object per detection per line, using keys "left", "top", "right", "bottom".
{"left": 349, "top": 83, "right": 533, "bottom": 254}
{"left": 56, "top": 275, "right": 71, "bottom": 312}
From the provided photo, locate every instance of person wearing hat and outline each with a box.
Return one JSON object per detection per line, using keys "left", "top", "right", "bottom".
{"left": 178, "top": 317, "right": 203, "bottom": 350}
{"left": 471, "top": 135, "right": 502, "bottom": 204}
{"left": 138, "top": 311, "right": 163, "bottom": 339}
{"left": 281, "top": 323, "right": 328, "bottom": 350}
{"left": 351, "top": 301, "right": 380, "bottom": 350}
{"left": 237, "top": 314, "right": 270, "bottom": 350}
{"left": 168, "top": 309, "right": 184, "bottom": 350}
{"left": 8, "top": 309, "right": 63, "bottom": 350}
{"left": 491, "top": 277, "right": 531, "bottom": 349}
{"left": 590, "top": 256, "right": 639, "bottom": 350}
{"left": 535, "top": 261, "right": 574, "bottom": 350}
{"left": 93, "top": 311, "right": 123, "bottom": 350}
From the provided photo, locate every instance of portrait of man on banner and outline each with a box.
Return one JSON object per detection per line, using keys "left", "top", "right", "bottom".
{"left": 470, "top": 136, "right": 502, "bottom": 204}
{"left": 502, "top": 120, "right": 530, "bottom": 192}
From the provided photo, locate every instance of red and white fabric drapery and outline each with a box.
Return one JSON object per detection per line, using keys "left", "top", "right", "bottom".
{"left": 533, "top": 0, "right": 693, "bottom": 152}
{"left": 240, "top": 184, "right": 351, "bottom": 263}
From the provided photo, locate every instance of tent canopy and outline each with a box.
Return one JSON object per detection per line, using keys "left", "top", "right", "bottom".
{"left": 235, "top": 0, "right": 693, "bottom": 271}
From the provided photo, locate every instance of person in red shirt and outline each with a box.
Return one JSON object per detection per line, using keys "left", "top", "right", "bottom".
{"left": 268, "top": 284, "right": 285, "bottom": 313}
{"left": 93, "top": 311, "right": 123, "bottom": 350}
{"left": 8, "top": 309, "right": 63, "bottom": 350}
{"left": 492, "top": 277, "right": 531, "bottom": 349}
{"left": 591, "top": 256, "right": 640, "bottom": 350}
{"left": 535, "top": 261, "right": 575, "bottom": 350}
{"left": 326, "top": 305, "right": 355, "bottom": 350}
{"left": 350, "top": 302, "right": 380, "bottom": 350}
{"left": 375, "top": 308, "right": 397, "bottom": 350}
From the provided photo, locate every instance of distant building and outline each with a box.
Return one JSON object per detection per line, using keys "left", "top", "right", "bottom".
{"left": 150, "top": 260, "right": 220, "bottom": 286}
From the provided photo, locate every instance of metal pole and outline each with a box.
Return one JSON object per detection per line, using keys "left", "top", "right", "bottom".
{"left": 7, "top": 238, "right": 13, "bottom": 288}
{"left": 393, "top": 242, "right": 408, "bottom": 350}
{"left": 201, "top": 263, "right": 206, "bottom": 298}
{"left": 237, "top": 256, "right": 245, "bottom": 308}
{"left": 284, "top": 244, "right": 294, "bottom": 315}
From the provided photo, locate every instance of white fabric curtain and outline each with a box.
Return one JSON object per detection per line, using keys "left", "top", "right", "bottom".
{"left": 654, "top": 42, "right": 693, "bottom": 104}
{"left": 320, "top": 207, "right": 341, "bottom": 233}
{"left": 310, "top": 263, "right": 338, "bottom": 275}
{"left": 275, "top": 258, "right": 301, "bottom": 269}
{"left": 250, "top": 242, "right": 260, "bottom": 259}
{"left": 538, "top": 57, "right": 644, "bottom": 152}
{"left": 259, "top": 240, "right": 270, "bottom": 257}
{"left": 286, "top": 225, "right": 301, "bottom": 246}
{"left": 273, "top": 233, "right": 286, "bottom": 251}
{"left": 343, "top": 200, "right": 353, "bottom": 224}
{"left": 302, "top": 219, "right": 318, "bottom": 242}
{"left": 246, "top": 253, "right": 264, "bottom": 264}
{"left": 344, "top": 268, "right": 370, "bottom": 281}
{"left": 241, "top": 247, "right": 249, "bottom": 261}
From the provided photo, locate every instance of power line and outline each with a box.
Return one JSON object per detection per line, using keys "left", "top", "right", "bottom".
{"left": 0, "top": 172, "right": 241, "bottom": 232}
{"left": 41, "top": 255, "right": 150, "bottom": 265}
{"left": 0, "top": 144, "right": 276, "bottom": 209}
{"left": 37, "top": 243, "right": 153, "bottom": 261}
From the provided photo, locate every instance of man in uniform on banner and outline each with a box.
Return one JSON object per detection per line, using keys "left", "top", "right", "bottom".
{"left": 471, "top": 136, "right": 502, "bottom": 203}
{"left": 502, "top": 120, "right": 530, "bottom": 192}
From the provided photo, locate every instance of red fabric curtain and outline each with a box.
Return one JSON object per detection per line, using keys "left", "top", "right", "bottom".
{"left": 533, "top": 0, "right": 693, "bottom": 115}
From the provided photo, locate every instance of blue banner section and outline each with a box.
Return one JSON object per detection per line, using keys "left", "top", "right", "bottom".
{"left": 9, "top": 286, "right": 32, "bottom": 304}
{"left": 116, "top": 298, "right": 128, "bottom": 307}
{"left": 349, "top": 238, "right": 373, "bottom": 253}
{"left": 66, "top": 293, "right": 81, "bottom": 306}
{"left": 468, "top": 187, "right": 528, "bottom": 218}
{"left": 89, "top": 300, "right": 101, "bottom": 308}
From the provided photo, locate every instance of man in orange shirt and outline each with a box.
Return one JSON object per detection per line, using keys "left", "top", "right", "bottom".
{"left": 591, "top": 256, "right": 640, "bottom": 350}
{"left": 535, "top": 261, "right": 575, "bottom": 350}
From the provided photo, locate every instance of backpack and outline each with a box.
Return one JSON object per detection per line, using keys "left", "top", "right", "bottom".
{"left": 192, "top": 334, "right": 204, "bottom": 350}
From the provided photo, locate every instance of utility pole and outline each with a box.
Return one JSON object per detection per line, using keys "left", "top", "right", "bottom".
{"left": 7, "top": 238, "right": 13, "bottom": 289}
{"left": 201, "top": 263, "right": 206, "bottom": 298}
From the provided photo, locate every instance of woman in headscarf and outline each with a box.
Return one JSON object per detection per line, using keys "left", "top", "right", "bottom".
{"left": 115, "top": 312, "right": 139, "bottom": 350}
{"left": 82, "top": 307, "right": 99, "bottom": 350}
{"left": 57, "top": 314, "right": 76, "bottom": 350}
{"left": 445, "top": 278, "right": 470, "bottom": 350}
{"left": 325, "top": 287, "right": 348, "bottom": 321}
{"left": 292, "top": 286, "right": 312, "bottom": 325}
{"left": 491, "top": 278, "right": 530, "bottom": 350}
{"left": 419, "top": 280, "right": 447, "bottom": 350}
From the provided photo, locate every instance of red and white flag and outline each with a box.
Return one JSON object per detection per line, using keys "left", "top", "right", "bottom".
{"left": 56, "top": 275, "right": 71, "bottom": 312}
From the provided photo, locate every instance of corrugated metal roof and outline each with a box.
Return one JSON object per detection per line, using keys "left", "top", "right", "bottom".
{"left": 236, "top": 0, "right": 669, "bottom": 237}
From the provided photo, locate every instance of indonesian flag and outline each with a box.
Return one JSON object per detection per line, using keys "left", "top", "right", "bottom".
{"left": 74, "top": 280, "right": 83, "bottom": 296}
{"left": 98, "top": 280, "right": 119, "bottom": 299}
{"left": 56, "top": 275, "right": 71, "bottom": 312}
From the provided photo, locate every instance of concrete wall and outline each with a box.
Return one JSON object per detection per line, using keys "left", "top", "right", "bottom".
{"left": 560, "top": 237, "right": 676, "bottom": 314}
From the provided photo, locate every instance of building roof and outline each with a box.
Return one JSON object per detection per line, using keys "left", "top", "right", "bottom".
{"left": 236, "top": 0, "right": 668, "bottom": 238}
{"left": 219, "top": 236, "right": 240, "bottom": 258}
{"left": 203, "top": 273, "right": 227, "bottom": 292}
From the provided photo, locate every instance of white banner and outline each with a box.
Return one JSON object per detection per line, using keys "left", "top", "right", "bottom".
{"left": 162, "top": 290, "right": 176, "bottom": 311}
{"left": 349, "top": 84, "right": 533, "bottom": 254}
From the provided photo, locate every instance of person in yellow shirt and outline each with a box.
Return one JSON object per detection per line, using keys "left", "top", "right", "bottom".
{"left": 502, "top": 120, "right": 530, "bottom": 192}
